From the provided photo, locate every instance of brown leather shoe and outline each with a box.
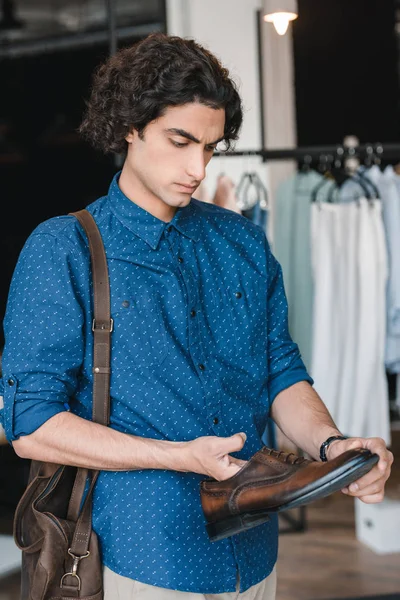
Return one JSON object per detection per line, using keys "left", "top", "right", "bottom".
{"left": 200, "top": 447, "right": 379, "bottom": 542}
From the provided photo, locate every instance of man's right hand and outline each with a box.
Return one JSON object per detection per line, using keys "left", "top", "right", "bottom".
{"left": 180, "top": 433, "right": 248, "bottom": 481}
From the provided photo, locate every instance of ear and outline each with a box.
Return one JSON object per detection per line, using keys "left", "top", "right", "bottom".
{"left": 125, "top": 129, "right": 135, "bottom": 143}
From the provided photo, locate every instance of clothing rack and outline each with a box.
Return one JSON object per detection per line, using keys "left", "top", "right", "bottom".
{"left": 215, "top": 142, "right": 400, "bottom": 162}
{"left": 215, "top": 140, "right": 400, "bottom": 535}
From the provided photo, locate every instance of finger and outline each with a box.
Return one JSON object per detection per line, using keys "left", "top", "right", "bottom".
{"left": 343, "top": 476, "right": 386, "bottom": 497}
{"left": 357, "top": 492, "right": 385, "bottom": 504}
{"left": 218, "top": 432, "right": 247, "bottom": 455}
{"left": 361, "top": 439, "right": 393, "bottom": 472}
{"left": 217, "top": 463, "right": 242, "bottom": 481}
{"left": 342, "top": 466, "right": 390, "bottom": 494}
{"left": 377, "top": 450, "right": 394, "bottom": 474}
{"left": 229, "top": 457, "right": 247, "bottom": 468}
{"left": 345, "top": 465, "right": 390, "bottom": 492}
{"left": 216, "top": 458, "right": 247, "bottom": 481}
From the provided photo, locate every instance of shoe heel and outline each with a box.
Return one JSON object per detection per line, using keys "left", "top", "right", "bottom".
{"left": 206, "top": 511, "right": 270, "bottom": 542}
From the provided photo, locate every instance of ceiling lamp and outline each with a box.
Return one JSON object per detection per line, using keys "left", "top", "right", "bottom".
{"left": 263, "top": 0, "right": 298, "bottom": 36}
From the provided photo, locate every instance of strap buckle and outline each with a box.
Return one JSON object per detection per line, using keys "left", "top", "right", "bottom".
{"left": 92, "top": 318, "right": 114, "bottom": 333}
{"left": 60, "top": 549, "right": 90, "bottom": 591}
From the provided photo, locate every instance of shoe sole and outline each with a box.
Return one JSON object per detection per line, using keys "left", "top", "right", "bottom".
{"left": 206, "top": 452, "right": 379, "bottom": 542}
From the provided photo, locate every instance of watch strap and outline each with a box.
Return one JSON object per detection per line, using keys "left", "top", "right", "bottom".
{"left": 319, "top": 435, "right": 348, "bottom": 462}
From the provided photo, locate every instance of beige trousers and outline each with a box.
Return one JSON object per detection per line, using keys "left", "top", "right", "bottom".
{"left": 103, "top": 565, "right": 277, "bottom": 600}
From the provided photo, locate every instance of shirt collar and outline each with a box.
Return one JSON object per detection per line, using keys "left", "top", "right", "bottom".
{"left": 107, "top": 172, "right": 201, "bottom": 250}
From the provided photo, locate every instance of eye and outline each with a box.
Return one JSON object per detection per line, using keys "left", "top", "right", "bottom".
{"left": 171, "top": 141, "right": 188, "bottom": 148}
{"left": 205, "top": 146, "right": 217, "bottom": 153}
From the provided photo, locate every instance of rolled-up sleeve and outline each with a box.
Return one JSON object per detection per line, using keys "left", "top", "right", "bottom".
{"left": 1, "top": 232, "right": 85, "bottom": 443}
{"left": 265, "top": 239, "right": 313, "bottom": 403}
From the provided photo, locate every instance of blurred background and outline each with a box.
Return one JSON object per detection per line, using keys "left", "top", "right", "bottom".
{"left": 1, "top": 1, "right": 400, "bottom": 598}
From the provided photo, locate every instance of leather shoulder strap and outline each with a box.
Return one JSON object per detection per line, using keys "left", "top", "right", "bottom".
{"left": 69, "top": 209, "right": 111, "bottom": 426}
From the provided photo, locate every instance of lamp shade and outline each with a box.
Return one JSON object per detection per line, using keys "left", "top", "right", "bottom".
{"left": 263, "top": 0, "right": 298, "bottom": 35}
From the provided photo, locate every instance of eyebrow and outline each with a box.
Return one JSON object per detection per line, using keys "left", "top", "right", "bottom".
{"left": 165, "top": 128, "right": 224, "bottom": 146}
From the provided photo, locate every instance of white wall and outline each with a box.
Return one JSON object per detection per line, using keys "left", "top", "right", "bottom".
{"left": 166, "top": 0, "right": 263, "bottom": 150}
{"left": 166, "top": 0, "right": 269, "bottom": 209}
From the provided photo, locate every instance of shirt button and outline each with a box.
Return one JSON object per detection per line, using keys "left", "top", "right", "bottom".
{"left": 213, "top": 417, "right": 219, "bottom": 425}
{"left": 167, "top": 226, "right": 173, "bottom": 233}
{"left": 235, "top": 291, "right": 242, "bottom": 299}
{"left": 198, "top": 364, "right": 205, "bottom": 371}
{"left": 190, "top": 310, "right": 197, "bottom": 317}
{"left": 8, "top": 378, "right": 15, "bottom": 386}
{"left": 178, "top": 257, "right": 184, "bottom": 263}
{"left": 122, "top": 300, "right": 130, "bottom": 308}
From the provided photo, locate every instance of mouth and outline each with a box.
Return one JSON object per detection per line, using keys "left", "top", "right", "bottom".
{"left": 175, "top": 183, "right": 197, "bottom": 193}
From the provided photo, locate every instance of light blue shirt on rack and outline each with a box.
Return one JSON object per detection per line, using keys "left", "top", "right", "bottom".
{"left": 274, "top": 170, "right": 337, "bottom": 371}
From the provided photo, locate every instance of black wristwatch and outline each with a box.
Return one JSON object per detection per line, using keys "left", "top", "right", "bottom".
{"left": 319, "top": 435, "right": 348, "bottom": 462}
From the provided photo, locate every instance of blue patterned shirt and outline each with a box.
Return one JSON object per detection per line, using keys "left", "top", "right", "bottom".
{"left": 0, "top": 172, "right": 312, "bottom": 593}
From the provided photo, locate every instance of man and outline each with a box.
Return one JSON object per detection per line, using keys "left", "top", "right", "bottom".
{"left": 0, "top": 33, "right": 393, "bottom": 599}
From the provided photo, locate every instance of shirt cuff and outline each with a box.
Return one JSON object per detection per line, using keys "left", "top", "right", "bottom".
{"left": 13, "top": 401, "right": 68, "bottom": 441}
{"left": 1, "top": 373, "right": 68, "bottom": 442}
{"left": 268, "top": 357, "right": 314, "bottom": 404}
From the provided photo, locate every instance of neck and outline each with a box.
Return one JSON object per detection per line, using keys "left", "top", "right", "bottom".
{"left": 118, "top": 164, "right": 176, "bottom": 223}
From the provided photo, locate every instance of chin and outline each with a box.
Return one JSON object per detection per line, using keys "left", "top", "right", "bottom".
{"left": 170, "top": 194, "right": 192, "bottom": 206}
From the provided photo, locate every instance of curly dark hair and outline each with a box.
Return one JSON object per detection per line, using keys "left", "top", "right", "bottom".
{"left": 79, "top": 32, "right": 243, "bottom": 154}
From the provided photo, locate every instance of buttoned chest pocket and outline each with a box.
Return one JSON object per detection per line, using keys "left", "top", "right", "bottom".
{"left": 111, "top": 290, "right": 168, "bottom": 369}
{"left": 208, "top": 278, "right": 268, "bottom": 360}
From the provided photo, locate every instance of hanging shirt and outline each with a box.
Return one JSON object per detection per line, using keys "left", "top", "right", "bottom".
{"left": 273, "top": 170, "right": 336, "bottom": 371}
{"left": 242, "top": 201, "right": 269, "bottom": 232}
{"left": 310, "top": 199, "right": 390, "bottom": 444}
{"left": 378, "top": 165, "right": 400, "bottom": 374}
{"left": 0, "top": 172, "right": 312, "bottom": 595}
{"left": 339, "top": 166, "right": 400, "bottom": 373}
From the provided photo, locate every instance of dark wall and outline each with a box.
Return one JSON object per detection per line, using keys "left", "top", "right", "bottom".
{"left": 0, "top": 42, "right": 133, "bottom": 348}
{"left": 293, "top": 0, "right": 400, "bottom": 145}
{"left": 0, "top": 29, "right": 165, "bottom": 512}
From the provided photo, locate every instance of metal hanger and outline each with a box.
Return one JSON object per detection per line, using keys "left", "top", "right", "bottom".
{"left": 236, "top": 171, "right": 269, "bottom": 211}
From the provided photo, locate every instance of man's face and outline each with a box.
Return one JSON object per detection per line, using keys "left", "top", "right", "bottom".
{"left": 122, "top": 102, "right": 226, "bottom": 221}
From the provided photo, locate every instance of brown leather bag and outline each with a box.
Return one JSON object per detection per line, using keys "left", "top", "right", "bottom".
{"left": 13, "top": 210, "right": 112, "bottom": 599}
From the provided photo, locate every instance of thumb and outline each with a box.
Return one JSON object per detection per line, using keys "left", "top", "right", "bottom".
{"left": 329, "top": 437, "right": 361, "bottom": 460}
{"left": 347, "top": 439, "right": 363, "bottom": 451}
{"left": 221, "top": 432, "right": 247, "bottom": 454}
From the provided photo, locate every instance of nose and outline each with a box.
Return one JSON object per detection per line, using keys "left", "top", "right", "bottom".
{"left": 186, "top": 151, "right": 207, "bottom": 183}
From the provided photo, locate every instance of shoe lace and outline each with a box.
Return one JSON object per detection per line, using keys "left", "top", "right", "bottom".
{"left": 264, "top": 448, "right": 308, "bottom": 465}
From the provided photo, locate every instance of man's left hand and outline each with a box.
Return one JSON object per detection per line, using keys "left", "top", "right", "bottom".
{"left": 326, "top": 436, "right": 394, "bottom": 503}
